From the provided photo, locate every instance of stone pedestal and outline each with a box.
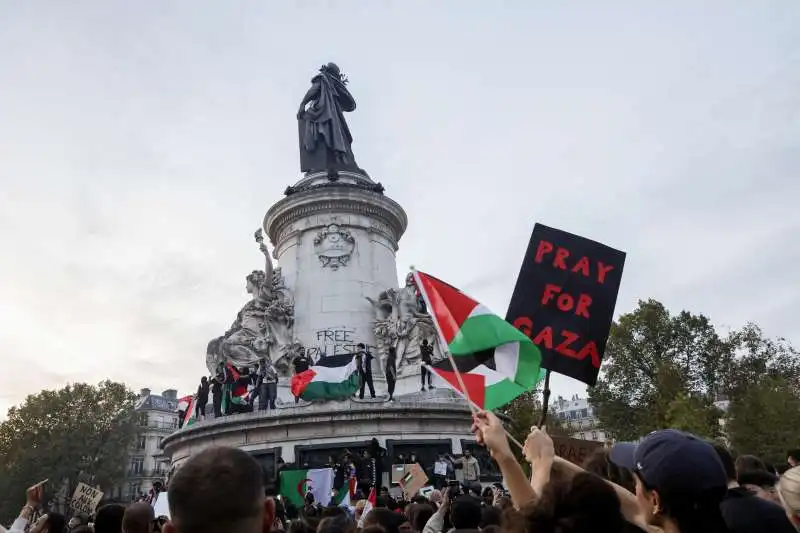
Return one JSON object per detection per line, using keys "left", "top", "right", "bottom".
{"left": 264, "top": 171, "right": 407, "bottom": 363}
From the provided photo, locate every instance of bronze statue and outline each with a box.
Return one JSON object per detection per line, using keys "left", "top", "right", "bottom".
{"left": 297, "top": 63, "right": 363, "bottom": 177}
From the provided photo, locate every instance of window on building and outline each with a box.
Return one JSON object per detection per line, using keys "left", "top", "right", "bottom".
{"left": 170, "top": 416, "right": 179, "bottom": 428}
{"left": 127, "top": 483, "right": 140, "bottom": 501}
{"left": 136, "top": 435, "right": 146, "bottom": 450}
{"left": 130, "top": 457, "right": 144, "bottom": 474}
{"left": 580, "top": 408, "right": 588, "bottom": 419}
{"left": 138, "top": 413, "right": 149, "bottom": 426}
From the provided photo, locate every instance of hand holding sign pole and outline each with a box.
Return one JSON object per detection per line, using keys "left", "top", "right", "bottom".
{"left": 505, "top": 224, "right": 626, "bottom": 427}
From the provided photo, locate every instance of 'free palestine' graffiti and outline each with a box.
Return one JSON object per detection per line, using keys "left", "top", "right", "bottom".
{"left": 306, "top": 326, "right": 375, "bottom": 359}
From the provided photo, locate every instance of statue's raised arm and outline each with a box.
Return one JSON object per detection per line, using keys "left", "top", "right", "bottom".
{"left": 297, "top": 62, "right": 363, "bottom": 177}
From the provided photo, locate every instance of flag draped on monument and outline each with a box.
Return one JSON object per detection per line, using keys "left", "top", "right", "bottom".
{"left": 291, "top": 354, "right": 359, "bottom": 401}
{"left": 413, "top": 270, "right": 544, "bottom": 409}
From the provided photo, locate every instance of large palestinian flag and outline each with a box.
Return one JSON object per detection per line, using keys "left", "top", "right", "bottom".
{"left": 413, "top": 270, "right": 544, "bottom": 409}
{"left": 279, "top": 468, "right": 352, "bottom": 508}
{"left": 291, "top": 354, "right": 359, "bottom": 401}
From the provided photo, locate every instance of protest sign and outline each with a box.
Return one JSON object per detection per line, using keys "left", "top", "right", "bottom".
{"left": 152, "top": 492, "right": 171, "bottom": 519}
{"left": 71, "top": 483, "right": 104, "bottom": 515}
{"left": 551, "top": 436, "right": 603, "bottom": 465}
{"left": 398, "top": 463, "right": 428, "bottom": 498}
{"left": 505, "top": 223, "right": 626, "bottom": 385}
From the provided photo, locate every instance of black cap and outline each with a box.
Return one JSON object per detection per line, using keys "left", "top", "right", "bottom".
{"left": 610, "top": 429, "right": 727, "bottom": 495}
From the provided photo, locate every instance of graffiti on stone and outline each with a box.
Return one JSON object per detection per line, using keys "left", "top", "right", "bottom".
{"left": 306, "top": 326, "right": 375, "bottom": 359}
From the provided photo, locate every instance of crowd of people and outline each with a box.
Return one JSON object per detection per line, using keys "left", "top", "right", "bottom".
{"left": 7, "top": 413, "right": 800, "bottom": 533}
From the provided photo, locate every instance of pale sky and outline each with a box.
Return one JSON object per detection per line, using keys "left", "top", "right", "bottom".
{"left": 1, "top": 2, "right": 799, "bottom": 417}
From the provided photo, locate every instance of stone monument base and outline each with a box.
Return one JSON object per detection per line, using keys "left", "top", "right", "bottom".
{"left": 162, "top": 389, "right": 485, "bottom": 492}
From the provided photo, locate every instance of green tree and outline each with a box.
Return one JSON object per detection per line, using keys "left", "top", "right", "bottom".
{"left": 665, "top": 392, "right": 722, "bottom": 439}
{"left": 500, "top": 389, "right": 569, "bottom": 452}
{"left": 0, "top": 381, "right": 137, "bottom": 522}
{"left": 588, "top": 299, "right": 731, "bottom": 441}
{"left": 721, "top": 324, "right": 800, "bottom": 463}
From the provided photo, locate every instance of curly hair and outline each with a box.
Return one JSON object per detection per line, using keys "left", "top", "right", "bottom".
{"left": 504, "top": 472, "right": 625, "bottom": 533}
{"left": 582, "top": 448, "right": 637, "bottom": 493}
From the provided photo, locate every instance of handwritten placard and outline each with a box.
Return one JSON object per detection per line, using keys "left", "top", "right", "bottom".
{"left": 71, "top": 483, "right": 103, "bottom": 515}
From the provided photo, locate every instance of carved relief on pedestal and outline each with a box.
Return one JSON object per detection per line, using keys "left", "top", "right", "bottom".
{"left": 206, "top": 229, "right": 301, "bottom": 379}
{"left": 366, "top": 273, "right": 443, "bottom": 377}
{"left": 313, "top": 223, "right": 355, "bottom": 270}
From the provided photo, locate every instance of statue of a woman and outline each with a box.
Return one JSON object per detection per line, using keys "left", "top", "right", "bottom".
{"left": 297, "top": 63, "right": 363, "bottom": 177}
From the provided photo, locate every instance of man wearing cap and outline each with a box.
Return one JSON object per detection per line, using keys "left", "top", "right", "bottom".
{"left": 610, "top": 429, "right": 730, "bottom": 533}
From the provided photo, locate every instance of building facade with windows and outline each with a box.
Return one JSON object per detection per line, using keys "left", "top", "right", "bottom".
{"left": 111, "top": 388, "right": 180, "bottom": 502}
{"left": 552, "top": 395, "right": 609, "bottom": 443}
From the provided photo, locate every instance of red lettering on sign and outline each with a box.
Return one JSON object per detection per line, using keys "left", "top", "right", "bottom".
{"left": 575, "top": 293, "right": 592, "bottom": 319}
{"left": 534, "top": 240, "right": 553, "bottom": 263}
{"left": 556, "top": 330, "right": 579, "bottom": 357}
{"left": 513, "top": 316, "right": 601, "bottom": 368}
{"left": 513, "top": 316, "right": 532, "bottom": 337}
{"left": 571, "top": 256, "right": 591, "bottom": 277}
{"left": 541, "top": 283, "right": 561, "bottom": 305}
{"left": 575, "top": 341, "right": 601, "bottom": 368}
{"left": 556, "top": 293, "right": 574, "bottom": 312}
{"left": 553, "top": 247, "right": 570, "bottom": 270}
{"left": 597, "top": 261, "right": 614, "bottom": 284}
{"left": 532, "top": 325, "right": 554, "bottom": 349}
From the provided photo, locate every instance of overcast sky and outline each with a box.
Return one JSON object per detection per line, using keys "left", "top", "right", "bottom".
{"left": 1, "top": 2, "right": 799, "bottom": 417}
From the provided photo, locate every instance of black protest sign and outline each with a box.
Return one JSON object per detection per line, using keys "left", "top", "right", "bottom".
{"left": 505, "top": 224, "right": 625, "bottom": 386}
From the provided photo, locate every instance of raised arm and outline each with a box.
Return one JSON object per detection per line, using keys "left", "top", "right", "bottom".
{"left": 472, "top": 411, "right": 536, "bottom": 508}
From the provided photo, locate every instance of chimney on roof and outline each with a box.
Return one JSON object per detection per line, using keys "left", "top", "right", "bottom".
{"left": 162, "top": 389, "right": 177, "bottom": 400}
{"left": 140, "top": 388, "right": 151, "bottom": 397}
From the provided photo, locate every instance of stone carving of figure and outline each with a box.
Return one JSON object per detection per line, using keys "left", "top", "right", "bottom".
{"left": 220, "top": 270, "right": 273, "bottom": 367}
{"left": 297, "top": 63, "right": 363, "bottom": 177}
{"left": 207, "top": 230, "right": 299, "bottom": 377}
{"left": 366, "top": 272, "right": 441, "bottom": 377}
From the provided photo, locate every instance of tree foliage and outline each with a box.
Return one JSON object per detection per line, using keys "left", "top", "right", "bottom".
{"left": 0, "top": 381, "right": 137, "bottom": 522}
{"left": 500, "top": 389, "right": 569, "bottom": 451}
{"left": 589, "top": 299, "right": 800, "bottom": 450}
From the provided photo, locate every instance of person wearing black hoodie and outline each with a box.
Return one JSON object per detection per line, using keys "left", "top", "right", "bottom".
{"left": 195, "top": 377, "right": 209, "bottom": 420}
{"left": 711, "top": 443, "right": 796, "bottom": 533}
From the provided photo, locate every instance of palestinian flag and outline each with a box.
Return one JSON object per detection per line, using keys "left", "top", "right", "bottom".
{"left": 182, "top": 396, "right": 197, "bottom": 427}
{"left": 280, "top": 468, "right": 351, "bottom": 508}
{"left": 176, "top": 395, "right": 192, "bottom": 413}
{"left": 359, "top": 487, "right": 377, "bottom": 526}
{"left": 290, "top": 354, "right": 359, "bottom": 401}
{"left": 221, "top": 364, "right": 249, "bottom": 412}
{"left": 413, "top": 270, "right": 544, "bottom": 409}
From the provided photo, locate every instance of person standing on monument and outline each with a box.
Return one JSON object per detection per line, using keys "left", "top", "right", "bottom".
{"left": 195, "top": 376, "right": 209, "bottom": 420}
{"left": 356, "top": 343, "right": 375, "bottom": 399}
{"left": 263, "top": 363, "right": 278, "bottom": 410}
{"left": 420, "top": 339, "right": 434, "bottom": 391}
{"left": 210, "top": 371, "right": 223, "bottom": 418}
{"left": 292, "top": 349, "right": 310, "bottom": 404}
{"left": 385, "top": 346, "right": 397, "bottom": 402}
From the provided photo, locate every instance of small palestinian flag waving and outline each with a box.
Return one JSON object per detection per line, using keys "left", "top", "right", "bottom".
{"left": 182, "top": 396, "right": 197, "bottom": 427}
{"left": 413, "top": 270, "right": 544, "bottom": 409}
